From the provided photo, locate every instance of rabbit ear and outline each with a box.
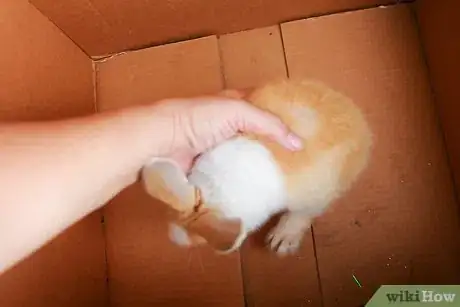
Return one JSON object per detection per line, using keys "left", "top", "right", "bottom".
{"left": 141, "top": 158, "right": 196, "bottom": 212}
{"left": 181, "top": 209, "right": 246, "bottom": 253}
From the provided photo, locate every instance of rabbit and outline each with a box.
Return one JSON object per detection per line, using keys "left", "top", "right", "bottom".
{"left": 141, "top": 79, "right": 372, "bottom": 256}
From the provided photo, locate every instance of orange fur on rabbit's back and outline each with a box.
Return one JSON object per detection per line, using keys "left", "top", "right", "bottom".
{"left": 243, "top": 79, "right": 372, "bottom": 212}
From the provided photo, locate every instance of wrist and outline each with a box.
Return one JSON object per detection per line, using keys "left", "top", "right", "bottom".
{"left": 108, "top": 103, "right": 173, "bottom": 165}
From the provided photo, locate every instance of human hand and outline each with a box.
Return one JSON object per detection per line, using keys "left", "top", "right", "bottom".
{"left": 150, "top": 90, "right": 303, "bottom": 172}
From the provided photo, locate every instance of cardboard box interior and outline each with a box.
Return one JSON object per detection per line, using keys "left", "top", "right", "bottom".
{"left": 1, "top": 0, "right": 459, "bottom": 306}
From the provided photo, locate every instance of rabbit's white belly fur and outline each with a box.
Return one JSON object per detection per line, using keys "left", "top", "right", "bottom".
{"left": 188, "top": 136, "right": 287, "bottom": 233}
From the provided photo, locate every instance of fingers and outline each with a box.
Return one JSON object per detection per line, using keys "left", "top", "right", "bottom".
{"left": 219, "top": 88, "right": 252, "bottom": 100}
{"left": 168, "top": 152, "right": 195, "bottom": 173}
{"left": 219, "top": 89, "right": 245, "bottom": 100}
{"left": 188, "top": 92, "right": 303, "bottom": 152}
{"left": 213, "top": 94, "right": 303, "bottom": 151}
{"left": 237, "top": 104, "right": 303, "bottom": 151}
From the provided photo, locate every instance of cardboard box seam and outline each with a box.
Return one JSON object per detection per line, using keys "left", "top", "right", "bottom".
{"left": 92, "top": 61, "right": 99, "bottom": 113}
{"left": 90, "top": 33, "right": 220, "bottom": 62}
{"left": 93, "top": 51, "right": 129, "bottom": 63}
{"left": 27, "top": 1, "right": 92, "bottom": 59}
{"left": 278, "top": 24, "right": 291, "bottom": 78}
{"left": 90, "top": 32, "right": 216, "bottom": 60}
{"left": 412, "top": 3, "right": 460, "bottom": 206}
{"left": 215, "top": 34, "right": 228, "bottom": 88}
{"left": 92, "top": 36, "right": 220, "bottom": 66}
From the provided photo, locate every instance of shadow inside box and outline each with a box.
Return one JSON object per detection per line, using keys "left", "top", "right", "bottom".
{"left": 245, "top": 212, "right": 284, "bottom": 249}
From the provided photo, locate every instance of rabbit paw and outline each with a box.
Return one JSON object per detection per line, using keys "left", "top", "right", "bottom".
{"left": 266, "top": 213, "right": 311, "bottom": 256}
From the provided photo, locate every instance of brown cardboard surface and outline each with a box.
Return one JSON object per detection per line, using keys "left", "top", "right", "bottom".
{"left": 416, "top": 0, "right": 460, "bottom": 199}
{"left": 0, "top": 0, "right": 95, "bottom": 121}
{"left": 219, "top": 26, "right": 288, "bottom": 90}
{"left": 96, "top": 36, "right": 244, "bottom": 306}
{"left": 96, "top": 37, "right": 222, "bottom": 110}
{"left": 219, "top": 26, "right": 323, "bottom": 306}
{"left": 0, "top": 1, "right": 107, "bottom": 307}
{"left": 30, "top": 0, "right": 396, "bottom": 57}
{"left": 0, "top": 212, "right": 107, "bottom": 307}
{"left": 281, "top": 5, "right": 460, "bottom": 306}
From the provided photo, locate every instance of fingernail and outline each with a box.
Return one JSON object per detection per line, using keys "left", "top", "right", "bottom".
{"left": 286, "top": 133, "right": 303, "bottom": 150}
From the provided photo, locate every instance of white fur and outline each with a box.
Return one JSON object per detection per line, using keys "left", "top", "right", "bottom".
{"left": 187, "top": 136, "right": 287, "bottom": 233}
{"left": 167, "top": 106, "right": 343, "bottom": 251}
{"left": 168, "top": 223, "right": 192, "bottom": 246}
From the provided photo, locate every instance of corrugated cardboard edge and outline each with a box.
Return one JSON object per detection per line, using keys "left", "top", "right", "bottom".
{"left": 29, "top": 0, "right": 403, "bottom": 57}
{"left": 92, "top": 51, "right": 128, "bottom": 63}
{"left": 87, "top": 2, "right": 412, "bottom": 64}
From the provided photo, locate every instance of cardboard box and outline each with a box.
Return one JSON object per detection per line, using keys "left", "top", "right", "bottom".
{"left": 1, "top": 0, "right": 459, "bottom": 306}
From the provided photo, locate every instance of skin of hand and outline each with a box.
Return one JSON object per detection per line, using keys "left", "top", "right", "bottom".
{"left": 0, "top": 92, "right": 302, "bottom": 274}
{"left": 150, "top": 90, "right": 303, "bottom": 171}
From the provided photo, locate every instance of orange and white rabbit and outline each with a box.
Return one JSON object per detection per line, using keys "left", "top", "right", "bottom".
{"left": 142, "top": 79, "right": 372, "bottom": 256}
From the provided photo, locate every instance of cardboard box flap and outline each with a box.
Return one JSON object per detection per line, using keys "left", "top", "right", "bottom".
{"left": 416, "top": 0, "right": 460, "bottom": 195}
{"left": 30, "top": 0, "right": 397, "bottom": 57}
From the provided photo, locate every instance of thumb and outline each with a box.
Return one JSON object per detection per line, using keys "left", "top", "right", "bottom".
{"left": 237, "top": 105, "right": 303, "bottom": 151}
